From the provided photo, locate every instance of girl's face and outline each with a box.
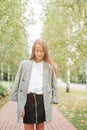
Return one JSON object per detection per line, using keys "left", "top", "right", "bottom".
{"left": 34, "top": 44, "right": 45, "bottom": 62}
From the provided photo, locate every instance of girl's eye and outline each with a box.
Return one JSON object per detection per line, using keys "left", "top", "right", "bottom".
{"left": 35, "top": 50, "right": 43, "bottom": 52}
{"left": 36, "top": 50, "right": 39, "bottom": 52}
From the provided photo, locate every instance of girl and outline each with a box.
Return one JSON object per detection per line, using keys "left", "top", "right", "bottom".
{"left": 10, "top": 39, "right": 59, "bottom": 130}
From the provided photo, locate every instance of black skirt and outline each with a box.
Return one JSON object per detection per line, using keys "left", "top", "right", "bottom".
{"left": 23, "top": 93, "right": 46, "bottom": 124}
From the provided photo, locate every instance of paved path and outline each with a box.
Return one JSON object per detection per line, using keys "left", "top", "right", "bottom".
{"left": 58, "top": 82, "right": 87, "bottom": 90}
{"left": 0, "top": 101, "right": 77, "bottom": 130}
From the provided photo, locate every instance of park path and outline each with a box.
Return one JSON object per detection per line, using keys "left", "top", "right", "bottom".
{"left": 0, "top": 101, "right": 77, "bottom": 130}
{"left": 58, "top": 81, "right": 87, "bottom": 90}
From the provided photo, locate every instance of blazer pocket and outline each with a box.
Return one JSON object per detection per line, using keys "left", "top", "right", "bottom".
{"left": 22, "top": 78, "right": 25, "bottom": 81}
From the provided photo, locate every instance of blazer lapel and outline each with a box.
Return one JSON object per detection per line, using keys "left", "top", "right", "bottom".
{"left": 26, "top": 60, "right": 33, "bottom": 87}
{"left": 43, "top": 61, "right": 48, "bottom": 87}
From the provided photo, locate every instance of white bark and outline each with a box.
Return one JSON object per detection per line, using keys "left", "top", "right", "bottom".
{"left": 1, "top": 63, "right": 4, "bottom": 81}
{"left": 8, "top": 65, "right": 10, "bottom": 81}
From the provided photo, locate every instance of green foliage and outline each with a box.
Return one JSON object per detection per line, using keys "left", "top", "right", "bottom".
{"left": 0, "top": 0, "right": 29, "bottom": 76}
{"left": 0, "top": 81, "right": 13, "bottom": 108}
{"left": 78, "top": 73, "right": 86, "bottom": 83}
{"left": 71, "top": 71, "right": 86, "bottom": 83}
{"left": 70, "top": 61, "right": 86, "bottom": 83}
{"left": 42, "top": 0, "right": 87, "bottom": 82}
{"left": 0, "top": 84, "right": 8, "bottom": 97}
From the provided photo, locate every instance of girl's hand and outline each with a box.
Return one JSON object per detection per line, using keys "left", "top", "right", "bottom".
{"left": 22, "top": 109, "right": 25, "bottom": 118}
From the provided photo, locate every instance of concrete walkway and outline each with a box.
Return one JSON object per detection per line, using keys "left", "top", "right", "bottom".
{"left": 0, "top": 101, "right": 77, "bottom": 130}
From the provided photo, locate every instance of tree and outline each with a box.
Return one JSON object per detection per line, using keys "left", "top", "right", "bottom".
{"left": 0, "top": 0, "right": 29, "bottom": 79}
{"left": 42, "top": 0, "right": 87, "bottom": 83}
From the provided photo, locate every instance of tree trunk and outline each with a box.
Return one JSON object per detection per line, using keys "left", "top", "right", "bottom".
{"left": 85, "top": 61, "right": 87, "bottom": 88}
{"left": 11, "top": 75, "right": 14, "bottom": 82}
{"left": 8, "top": 65, "right": 10, "bottom": 81}
{"left": 66, "top": 68, "right": 70, "bottom": 92}
{"left": 1, "top": 63, "right": 4, "bottom": 81}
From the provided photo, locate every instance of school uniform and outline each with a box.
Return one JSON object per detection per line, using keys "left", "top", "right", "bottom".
{"left": 10, "top": 60, "right": 59, "bottom": 123}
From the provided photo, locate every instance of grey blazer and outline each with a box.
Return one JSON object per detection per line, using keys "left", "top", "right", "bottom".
{"left": 10, "top": 60, "right": 59, "bottom": 123}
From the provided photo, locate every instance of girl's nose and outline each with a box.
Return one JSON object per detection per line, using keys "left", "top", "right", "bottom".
{"left": 38, "top": 52, "right": 41, "bottom": 55}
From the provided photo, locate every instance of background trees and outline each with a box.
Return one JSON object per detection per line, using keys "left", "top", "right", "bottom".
{"left": 0, "top": 0, "right": 87, "bottom": 83}
{"left": 42, "top": 0, "right": 87, "bottom": 83}
{"left": 0, "top": 0, "right": 29, "bottom": 80}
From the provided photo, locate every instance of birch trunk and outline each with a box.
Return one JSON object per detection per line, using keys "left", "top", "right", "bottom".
{"left": 8, "top": 65, "right": 10, "bottom": 81}
{"left": 1, "top": 63, "right": 4, "bottom": 81}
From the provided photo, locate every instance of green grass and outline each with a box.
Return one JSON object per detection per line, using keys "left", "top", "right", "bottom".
{"left": 0, "top": 95, "right": 10, "bottom": 109}
{"left": 56, "top": 87, "right": 87, "bottom": 130}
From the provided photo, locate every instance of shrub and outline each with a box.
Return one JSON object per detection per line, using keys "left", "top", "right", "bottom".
{"left": 0, "top": 84, "right": 8, "bottom": 97}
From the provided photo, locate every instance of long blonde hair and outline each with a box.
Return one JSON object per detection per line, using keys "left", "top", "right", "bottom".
{"left": 29, "top": 39, "right": 59, "bottom": 76}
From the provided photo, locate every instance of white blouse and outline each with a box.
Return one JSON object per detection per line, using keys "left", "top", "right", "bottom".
{"left": 28, "top": 61, "right": 43, "bottom": 94}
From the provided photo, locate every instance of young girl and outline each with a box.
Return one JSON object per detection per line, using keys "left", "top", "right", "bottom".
{"left": 10, "top": 39, "right": 59, "bottom": 130}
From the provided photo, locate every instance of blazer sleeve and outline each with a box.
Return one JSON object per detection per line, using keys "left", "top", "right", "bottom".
{"left": 51, "top": 68, "right": 59, "bottom": 104}
{"left": 10, "top": 61, "right": 23, "bottom": 101}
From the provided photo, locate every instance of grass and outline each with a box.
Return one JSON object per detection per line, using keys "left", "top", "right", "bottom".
{"left": 0, "top": 95, "right": 10, "bottom": 109}
{"left": 56, "top": 87, "right": 87, "bottom": 130}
